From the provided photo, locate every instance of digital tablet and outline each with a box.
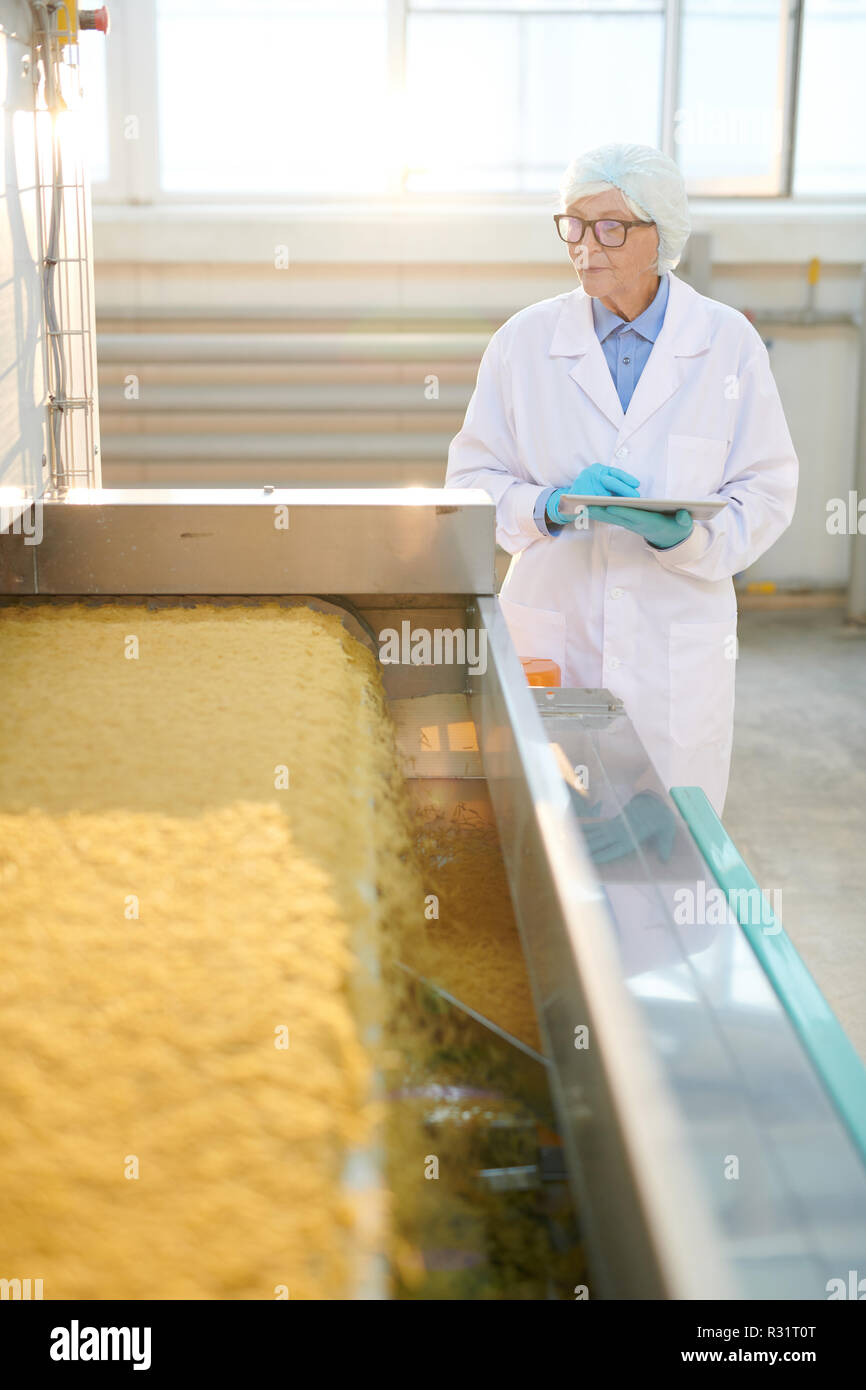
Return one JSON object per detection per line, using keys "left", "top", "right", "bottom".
{"left": 555, "top": 496, "right": 727, "bottom": 521}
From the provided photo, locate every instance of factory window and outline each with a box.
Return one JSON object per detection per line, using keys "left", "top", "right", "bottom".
{"left": 155, "top": 0, "right": 392, "bottom": 193}
{"left": 403, "top": 1, "right": 664, "bottom": 193}
{"left": 793, "top": 0, "right": 866, "bottom": 194}
{"left": 674, "top": 0, "right": 795, "bottom": 196}
{"left": 78, "top": 0, "right": 866, "bottom": 199}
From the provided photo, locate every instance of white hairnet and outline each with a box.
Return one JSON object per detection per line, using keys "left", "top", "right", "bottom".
{"left": 558, "top": 143, "right": 691, "bottom": 274}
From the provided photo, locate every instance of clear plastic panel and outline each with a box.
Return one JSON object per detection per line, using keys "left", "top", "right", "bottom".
{"left": 535, "top": 689, "right": 866, "bottom": 1299}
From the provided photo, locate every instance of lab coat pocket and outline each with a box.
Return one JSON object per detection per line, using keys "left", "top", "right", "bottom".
{"left": 498, "top": 595, "right": 567, "bottom": 679}
{"left": 668, "top": 619, "right": 737, "bottom": 749}
{"left": 665, "top": 434, "right": 729, "bottom": 497}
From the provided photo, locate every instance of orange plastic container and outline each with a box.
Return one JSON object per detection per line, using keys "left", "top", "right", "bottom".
{"left": 520, "top": 658, "right": 561, "bottom": 688}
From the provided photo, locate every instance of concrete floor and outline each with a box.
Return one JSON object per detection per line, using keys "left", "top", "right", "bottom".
{"left": 725, "top": 604, "right": 866, "bottom": 1062}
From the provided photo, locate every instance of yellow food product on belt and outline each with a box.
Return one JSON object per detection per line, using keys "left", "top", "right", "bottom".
{"left": 406, "top": 801, "right": 541, "bottom": 1053}
{"left": 0, "top": 600, "right": 424, "bottom": 1300}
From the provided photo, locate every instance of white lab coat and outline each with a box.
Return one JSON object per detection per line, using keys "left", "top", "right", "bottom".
{"left": 446, "top": 271, "right": 798, "bottom": 816}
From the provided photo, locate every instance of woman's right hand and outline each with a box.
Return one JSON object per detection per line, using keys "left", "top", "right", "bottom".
{"left": 546, "top": 463, "right": 640, "bottom": 524}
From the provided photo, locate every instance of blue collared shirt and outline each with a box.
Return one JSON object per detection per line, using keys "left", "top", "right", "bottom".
{"left": 534, "top": 273, "right": 671, "bottom": 535}
{"left": 592, "top": 271, "right": 670, "bottom": 412}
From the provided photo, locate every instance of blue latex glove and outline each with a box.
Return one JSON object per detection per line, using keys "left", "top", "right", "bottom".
{"left": 586, "top": 504, "right": 694, "bottom": 549}
{"left": 579, "top": 792, "right": 677, "bottom": 865}
{"left": 547, "top": 463, "right": 640, "bottom": 525}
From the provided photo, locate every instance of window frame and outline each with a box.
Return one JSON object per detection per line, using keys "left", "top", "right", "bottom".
{"left": 86, "top": 0, "right": 864, "bottom": 205}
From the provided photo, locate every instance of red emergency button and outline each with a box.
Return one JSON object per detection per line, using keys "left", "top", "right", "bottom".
{"left": 80, "top": 7, "right": 110, "bottom": 34}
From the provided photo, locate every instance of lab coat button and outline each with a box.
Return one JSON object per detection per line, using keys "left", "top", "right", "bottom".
{"left": 615, "top": 447, "right": 628, "bottom": 459}
{"left": 609, "top": 657, "right": 621, "bottom": 669}
{"left": 610, "top": 587, "right": 624, "bottom": 599}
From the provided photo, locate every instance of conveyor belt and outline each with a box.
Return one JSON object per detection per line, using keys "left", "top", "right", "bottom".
{"left": 0, "top": 600, "right": 399, "bottom": 1299}
{"left": 3, "top": 490, "right": 866, "bottom": 1300}
{"left": 0, "top": 595, "right": 584, "bottom": 1300}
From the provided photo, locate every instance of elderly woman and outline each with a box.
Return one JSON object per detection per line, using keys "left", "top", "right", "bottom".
{"left": 446, "top": 142, "right": 798, "bottom": 817}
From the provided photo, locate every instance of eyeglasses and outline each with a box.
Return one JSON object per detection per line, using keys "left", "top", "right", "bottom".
{"left": 553, "top": 214, "right": 655, "bottom": 248}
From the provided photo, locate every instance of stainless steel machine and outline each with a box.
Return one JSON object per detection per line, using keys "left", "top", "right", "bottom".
{"left": 3, "top": 489, "right": 866, "bottom": 1300}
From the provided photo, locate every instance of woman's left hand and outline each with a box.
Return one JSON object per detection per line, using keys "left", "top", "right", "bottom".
{"left": 587, "top": 505, "right": 694, "bottom": 550}
{"left": 579, "top": 792, "right": 677, "bottom": 865}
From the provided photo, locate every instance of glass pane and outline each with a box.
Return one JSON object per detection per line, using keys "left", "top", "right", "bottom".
{"left": 794, "top": 0, "right": 866, "bottom": 194}
{"left": 77, "top": 31, "right": 109, "bottom": 184}
{"left": 525, "top": 15, "right": 662, "bottom": 190}
{"left": 676, "top": 1, "right": 786, "bottom": 191}
{"left": 405, "top": 15, "right": 518, "bottom": 192}
{"left": 406, "top": 13, "right": 663, "bottom": 193}
{"left": 155, "top": 1, "right": 389, "bottom": 193}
